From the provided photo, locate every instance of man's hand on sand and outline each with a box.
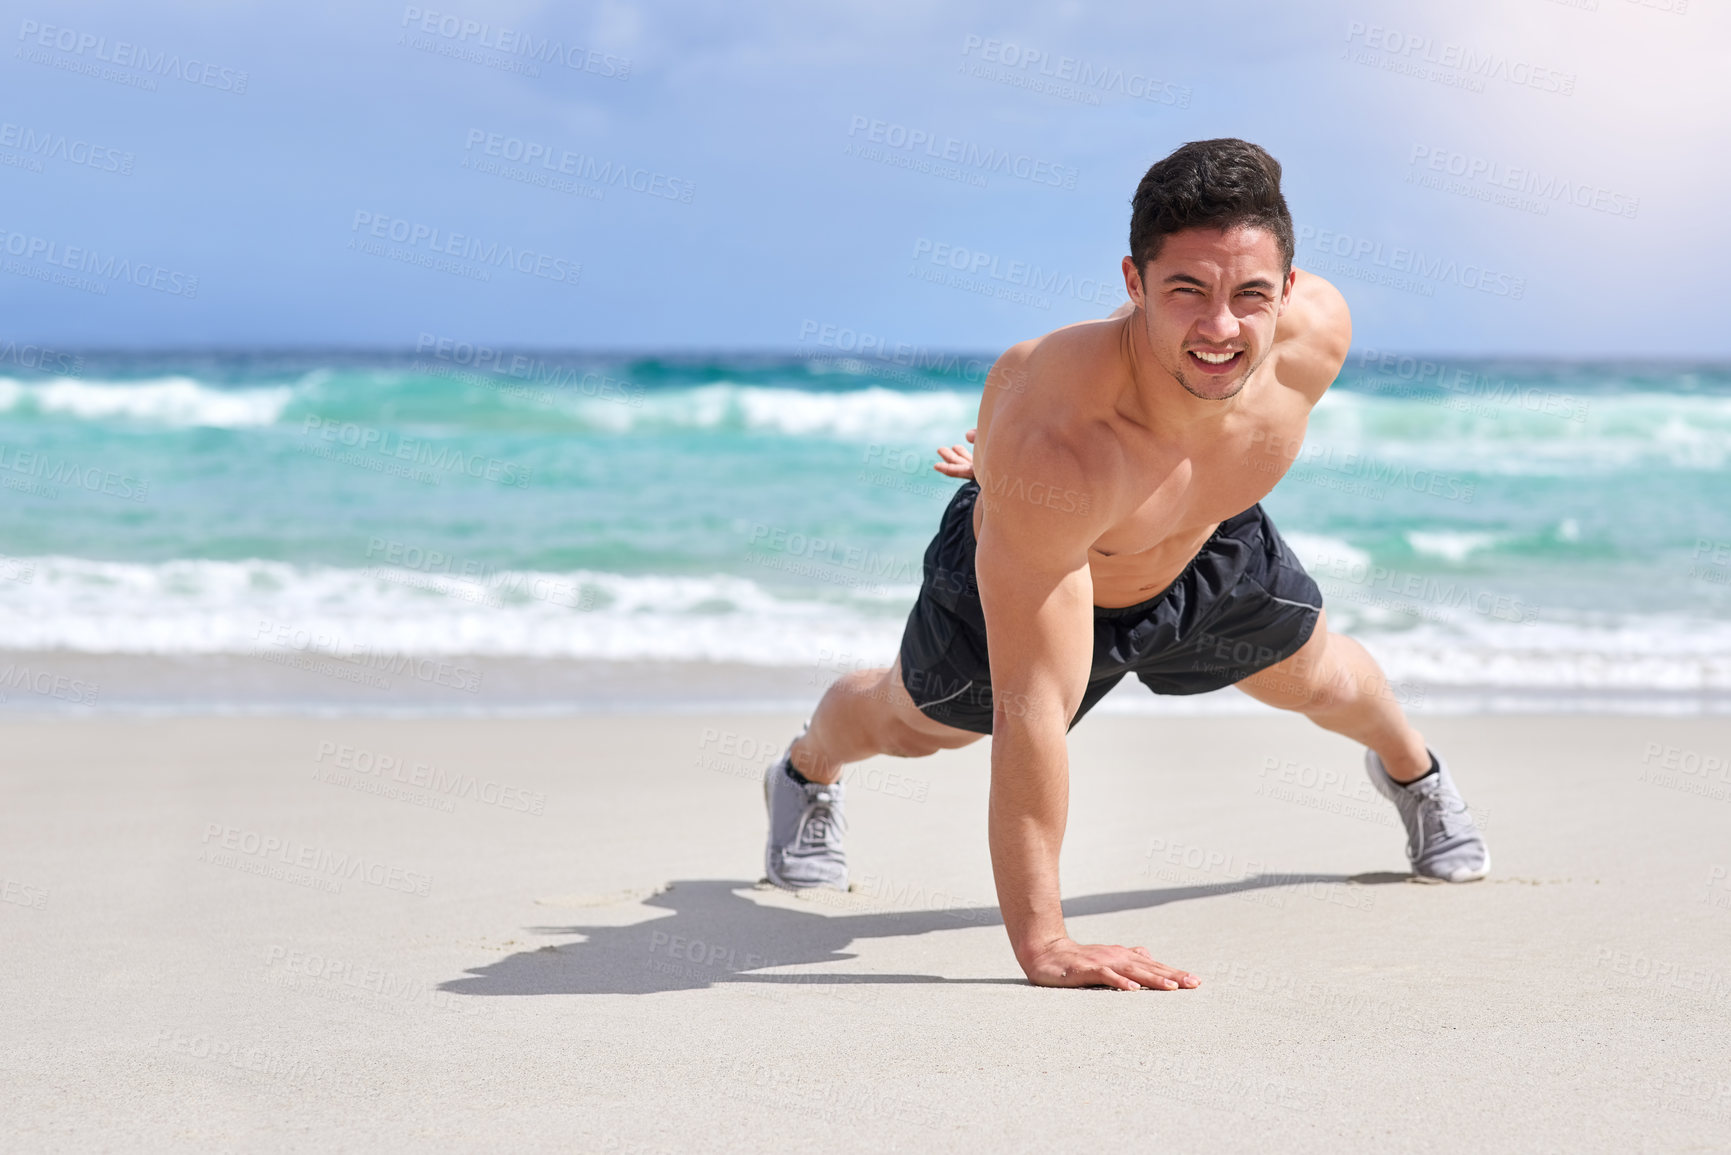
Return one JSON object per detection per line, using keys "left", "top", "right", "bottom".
{"left": 934, "top": 428, "right": 976, "bottom": 480}
{"left": 1021, "top": 938, "right": 1201, "bottom": 991}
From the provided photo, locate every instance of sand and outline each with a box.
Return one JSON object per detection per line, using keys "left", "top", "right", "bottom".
{"left": 3, "top": 712, "right": 1728, "bottom": 1152}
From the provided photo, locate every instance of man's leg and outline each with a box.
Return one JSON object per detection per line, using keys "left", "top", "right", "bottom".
{"left": 790, "top": 656, "right": 984, "bottom": 784}
{"left": 771, "top": 480, "right": 989, "bottom": 887}
{"left": 1234, "top": 610, "right": 1431, "bottom": 781}
{"left": 764, "top": 657, "right": 982, "bottom": 890}
{"left": 1235, "top": 609, "right": 1490, "bottom": 882}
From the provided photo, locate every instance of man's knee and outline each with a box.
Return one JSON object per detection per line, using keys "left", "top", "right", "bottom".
{"left": 1251, "top": 637, "right": 1358, "bottom": 714}
{"left": 882, "top": 684, "right": 983, "bottom": 757}
{"left": 822, "top": 662, "right": 981, "bottom": 757}
{"left": 1301, "top": 662, "right": 1362, "bottom": 716}
{"left": 879, "top": 706, "right": 983, "bottom": 757}
{"left": 880, "top": 725, "right": 944, "bottom": 758}
{"left": 897, "top": 732, "right": 983, "bottom": 758}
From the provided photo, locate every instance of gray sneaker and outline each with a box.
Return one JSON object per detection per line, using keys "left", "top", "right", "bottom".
{"left": 1366, "top": 749, "right": 1491, "bottom": 883}
{"left": 763, "top": 739, "right": 848, "bottom": 891}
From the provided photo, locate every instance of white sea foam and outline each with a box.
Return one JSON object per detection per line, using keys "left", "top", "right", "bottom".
{"left": 581, "top": 384, "right": 975, "bottom": 440}
{"left": 1309, "top": 389, "right": 1731, "bottom": 475}
{"left": 10, "top": 371, "right": 1731, "bottom": 464}
{"left": 1406, "top": 531, "right": 1500, "bottom": 563}
{"left": 3, "top": 557, "right": 1731, "bottom": 703}
{"left": 1360, "top": 616, "right": 1731, "bottom": 696}
{"left": 1282, "top": 533, "right": 1372, "bottom": 573}
{"left": 0, "top": 376, "right": 294, "bottom": 428}
{"left": 0, "top": 557, "right": 906, "bottom": 666}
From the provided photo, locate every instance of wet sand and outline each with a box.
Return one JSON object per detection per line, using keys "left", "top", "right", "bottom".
{"left": 2, "top": 712, "right": 1727, "bottom": 1151}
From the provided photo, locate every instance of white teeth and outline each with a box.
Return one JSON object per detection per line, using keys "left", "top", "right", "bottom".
{"left": 1192, "top": 350, "right": 1237, "bottom": 364}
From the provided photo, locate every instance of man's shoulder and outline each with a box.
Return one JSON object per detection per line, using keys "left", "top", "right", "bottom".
{"left": 977, "top": 333, "right": 1122, "bottom": 536}
{"left": 990, "top": 317, "right": 1123, "bottom": 396}
{"left": 1020, "top": 315, "right": 1124, "bottom": 365}
{"left": 974, "top": 425, "right": 1110, "bottom": 540}
{"left": 1274, "top": 269, "right": 1353, "bottom": 401}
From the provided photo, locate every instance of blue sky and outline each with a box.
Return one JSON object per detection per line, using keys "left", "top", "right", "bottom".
{"left": 2, "top": 0, "right": 1725, "bottom": 355}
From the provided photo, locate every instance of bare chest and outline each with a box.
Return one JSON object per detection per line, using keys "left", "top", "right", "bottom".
{"left": 1085, "top": 415, "right": 1307, "bottom": 604}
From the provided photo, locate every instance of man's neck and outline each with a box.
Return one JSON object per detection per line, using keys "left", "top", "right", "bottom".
{"left": 1117, "top": 311, "right": 1251, "bottom": 439}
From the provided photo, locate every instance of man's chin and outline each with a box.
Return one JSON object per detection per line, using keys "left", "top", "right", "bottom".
{"left": 1175, "top": 370, "right": 1249, "bottom": 401}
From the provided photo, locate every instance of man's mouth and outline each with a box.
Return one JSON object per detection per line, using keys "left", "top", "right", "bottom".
{"left": 1187, "top": 349, "right": 1243, "bottom": 375}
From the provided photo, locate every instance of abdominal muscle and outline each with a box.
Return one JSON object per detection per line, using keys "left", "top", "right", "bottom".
{"left": 1085, "top": 521, "right": 1220, "bottom": 608}
{"left": 969, "top": 497, "right": 1222, "bottom": 611}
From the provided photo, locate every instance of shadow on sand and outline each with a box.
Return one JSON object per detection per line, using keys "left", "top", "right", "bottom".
{"left": 441, "top": 871, "right": 1407, "bottom": 997}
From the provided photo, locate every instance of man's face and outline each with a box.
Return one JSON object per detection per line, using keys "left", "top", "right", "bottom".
{"left": 1121, "top": 225, "right": 1295, "bottom": 402}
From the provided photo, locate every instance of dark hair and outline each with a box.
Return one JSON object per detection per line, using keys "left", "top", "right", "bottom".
{"left": 1128, "top": 138, "right": 1293, "bottom": 277}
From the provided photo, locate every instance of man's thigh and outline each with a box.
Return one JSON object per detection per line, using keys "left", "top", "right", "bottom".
{"left": 881, "top": 656, "right": 986, "bottom": 752}
{"left": 1233, "top": 608, "right": 1336, "bottom": 710}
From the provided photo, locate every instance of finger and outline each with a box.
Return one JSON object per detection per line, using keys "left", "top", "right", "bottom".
{"left": 1120, "top": 946, "right": 1198, "bottom": 985}
{"left": 1127, "top": 948, "right": 1198, "bottom": 985}
{"left": 1142, "top": 962, "right": 1200, "bottom": 988}
{"left": 1153, "top": 967, "right": 1200, "bottom": 989}
{"left": 965, "top": 429, "right": 976, "bottom": 443}
{"left": 1137, "top": 968, "right": 1180, "bottom": 990}
{"left": 1091, "top": 966, "right": 1141, "bottom": 992}
{"left": 1168, "top": 959, "right": 1200, "bottom": 987}
{"left": 1121, "top": 958, "right": 1191, "bottom": 990}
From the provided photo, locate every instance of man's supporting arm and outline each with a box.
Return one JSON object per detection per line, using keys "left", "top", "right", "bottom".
{"left": 974, "top": 444, "right": 1199, "bottom": 991}
{"left": 1272, "top": 268, "right": 1352, "bottom": 400}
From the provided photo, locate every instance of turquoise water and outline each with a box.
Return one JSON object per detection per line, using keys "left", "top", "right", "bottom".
{"left": 4, "top": 350, "right": 1731, "bottom": 702}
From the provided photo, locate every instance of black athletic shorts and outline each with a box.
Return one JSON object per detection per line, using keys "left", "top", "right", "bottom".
{"left": 898, "top": 480, "right": 1323, "bottom": 735}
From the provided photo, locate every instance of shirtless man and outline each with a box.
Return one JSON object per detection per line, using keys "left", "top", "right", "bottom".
{"left": 762, "top": 138, "right": 1489, "bottom": 990}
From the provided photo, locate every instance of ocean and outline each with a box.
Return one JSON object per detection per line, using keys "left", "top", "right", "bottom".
{"left": 3, "top": 346, "right": 1730, "bottom": 714}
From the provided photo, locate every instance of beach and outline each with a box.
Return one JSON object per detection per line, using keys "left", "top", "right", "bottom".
{"left": 8, "top": 0, "right": 1725, "bottom": 1146}
{"left": 4, "top": 710, "right": 1728, "bottom": 1151}
{"left": 7, "top": 354, "right": 1731, "bottom": 1149}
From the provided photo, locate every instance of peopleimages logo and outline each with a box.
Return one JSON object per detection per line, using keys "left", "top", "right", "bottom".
{"left": 413, "top": 333, "right": 644, "bottom": 407}
{"left": 0, "top": 228, "right": 198, "bottom": 297}
{"left": 0, "top": 443, "right": 149, "bottom": 501}
{"left": 15, "top": 19, "right": 249, "bottom": 93}
{"left": 1343, "top": 22, "right": 1576, "bottom": 95}
{"left": 462, "top": 130, "right": 694, "bottom": 203}
{"left": 1407, "top": 145, "right": 1639, "bottom": 219}
{"left": 398, "top": 7, "right": 630, "bottom": 78}
{"left": 0, "top": 341, "right": 81, "bottom": 374}
{"left": 745, "top": 524, "right": 920, "bottom": 584}
{"left": 845, "top": 115, "right": 1078, "bottom": 189}
{"left": 349, "top": 211, "right": 581, "bottom": 286}
{"left": 797, "top": 319, "right": 992, "bottom": 384}
{"left": 911, "top": 238, "right": 1123, "bottom": 309}
{"left": 200, "top": 823, "right": 433, "bottom": 896}
{"left": 1295, "top": 225, "right": 1525, "bottom": 299}
{"left": 959, "top": 36, "right": 1191, "bottom": 107}
{"left": 0, "top": 662, "right": 100, "bottom": 706}
{"left": 300, "top": 415, "right": 532, "bottom": 488}
{"left": 0, "top": 121, "right": 133, "bottom": 174}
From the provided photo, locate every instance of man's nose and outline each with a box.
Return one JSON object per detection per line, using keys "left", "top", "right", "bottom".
{"left": 1194, "top": 298, "right": 1239, "bottom": 343}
